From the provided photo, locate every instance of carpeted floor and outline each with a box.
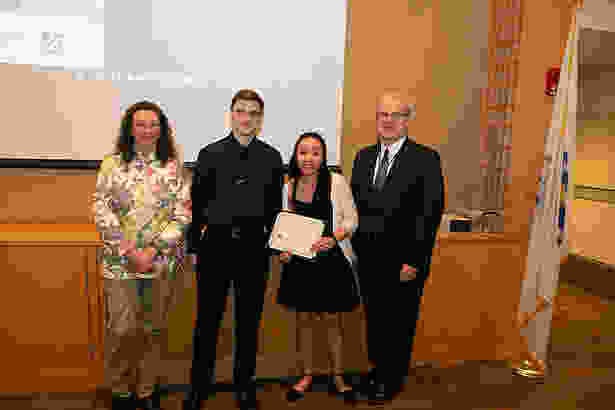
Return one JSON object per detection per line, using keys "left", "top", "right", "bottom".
{"left": 2, "top": 255, "right": 613, "bottom": 409}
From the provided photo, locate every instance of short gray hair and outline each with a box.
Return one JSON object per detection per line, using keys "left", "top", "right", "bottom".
{"left": 378, "top": 88, "right": 417, "bottom": 120}
{"left": 406, "top": 103, "right": 417, "bottom": 120}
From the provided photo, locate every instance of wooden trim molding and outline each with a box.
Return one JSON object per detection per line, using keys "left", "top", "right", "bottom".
{"left": 0, "top": 159, "right": 343, "bottom": 174}
{"left": 569, "top": 252, "right": 614, "bottom": 268}
{"left": 436, "top": 232, "right": 522, "bottom": 243}
{"left": 574, "top": 184, "right": 615, "bottom": 204}
{"left": 0, "top": 159, "right": 102, "bottom": 169}
{"left": 0, "top": 224, "right": 102, "bottom": 243}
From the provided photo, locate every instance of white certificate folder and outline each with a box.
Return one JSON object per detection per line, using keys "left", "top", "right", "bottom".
{"left": 268, "top": 211, "right": 325, "bottom": 259}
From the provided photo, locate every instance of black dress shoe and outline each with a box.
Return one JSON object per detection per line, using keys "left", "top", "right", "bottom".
{"left": 111, "top": 393, "right": 137, "bottom": 409}
{"left": 355, "top": 370, "right": 376, "bottom": 398}
{"left": 236, "top": 390, "right": 259, "bottom": 410}
{"left": 182, "top": 391, "right": 203, "bottom": 410}
{"left": 137, "top": 392, "right": 160, "bottom": 410}
{"left": 331, "top": 385, "right": 358, "bottom": 403}
{"left": 363, "top": 368, "right": 379, "bottom": 390}
{"left": 340, "top": 389, "right": 359, "bottom": 403}
{"left": 286, "top": 387, "right": 305, "bottom": 402}
{"left": 367, "top": 367, "right": 378, "bottom": 383}
{"left": 367, "top": 382, "right": 401, "bottom": 405}
{"left": 367, "top": 383, "right": 392, "bottom": 404}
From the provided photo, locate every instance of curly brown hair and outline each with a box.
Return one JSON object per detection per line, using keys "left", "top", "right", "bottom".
{"left": 113, "top": 100, "right": 178, "bottom": 165}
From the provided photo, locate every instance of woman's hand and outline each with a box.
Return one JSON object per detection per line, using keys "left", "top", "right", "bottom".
{"left": 133, "top": 251, "right": 153, "bottom": 273}
{"left": 311, "top": 236, "right": 336, "bottom": 253}
{"left": 279, "top": 250, "right": 292, "bottom": 264}
{"left": 119, "top": 239, "right": 136, "bottom": 256}
{"left": 139, "top": 252, "right": 154, "bottom": 272}
{"left": 127, "top": 247, "right": 156, "bottom": 272}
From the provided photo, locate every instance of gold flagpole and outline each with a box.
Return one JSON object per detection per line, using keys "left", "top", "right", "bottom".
{"left": 511, "top": 0, "right": 581, "bottom": 380}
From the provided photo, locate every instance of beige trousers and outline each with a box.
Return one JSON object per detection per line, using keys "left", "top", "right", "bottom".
{"left": 103, "top": 277, "right": 173, "bottom": 398}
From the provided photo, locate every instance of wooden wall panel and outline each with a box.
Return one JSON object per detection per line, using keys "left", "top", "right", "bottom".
{"left": 0, "top": 174, "right": 96, "bottom": 224}
{"left": 0, "top": 234, "right": 103, "bottom": 392}
{"left": 568, "top": 199, "right": 615, "bottom": 265}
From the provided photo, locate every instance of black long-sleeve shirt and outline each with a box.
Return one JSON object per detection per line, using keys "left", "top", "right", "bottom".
{"left": 187, "top": 133, "right": 284, "bottom": 253}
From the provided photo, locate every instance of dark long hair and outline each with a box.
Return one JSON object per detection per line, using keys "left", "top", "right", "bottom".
{"left": 287, "top": 132, "right": 332, "bottom": 211}
{"left": 113, "top": 100, "right": 177, "bottom": 165}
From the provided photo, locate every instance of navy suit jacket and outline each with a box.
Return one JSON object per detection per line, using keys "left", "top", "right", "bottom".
{"left": 350, "top": 137, "right": 444, "bottom": 284}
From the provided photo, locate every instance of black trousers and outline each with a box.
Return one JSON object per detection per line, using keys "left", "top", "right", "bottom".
{"left": 189, "top": 226, "right": 268, "bottom": 395}
{"left": 356, "top": 234, "right": 424, "bottom": 387}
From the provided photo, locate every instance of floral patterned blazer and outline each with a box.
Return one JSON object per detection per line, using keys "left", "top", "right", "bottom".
{"left": 94, "top": 151, "right": 192, "bottom": 280}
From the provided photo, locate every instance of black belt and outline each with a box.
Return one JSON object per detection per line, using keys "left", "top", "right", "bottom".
{"left": 208, "top": 224, "right": 263, "bottom": 240}
{"left": 359, "top": 230, "right": 392, "bottom": 243}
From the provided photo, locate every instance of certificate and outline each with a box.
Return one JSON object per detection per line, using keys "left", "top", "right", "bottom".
{"left": 268, "top": 211, "right": 325, "bottom": 259}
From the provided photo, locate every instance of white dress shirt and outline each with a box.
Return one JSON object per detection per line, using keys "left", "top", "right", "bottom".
{"left": 233, "top": 134, "right": 255, "bottom": 146}
{"left": 372, "top": 136, "right": 407, "bottom": 184}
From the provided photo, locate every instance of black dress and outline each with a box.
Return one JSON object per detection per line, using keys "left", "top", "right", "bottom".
{"left": 276, "top": 197, "right": 360, "bottom": 313}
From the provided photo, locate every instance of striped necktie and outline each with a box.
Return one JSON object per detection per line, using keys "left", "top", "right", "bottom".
{"left": 374, "top": 148, "right": 390, "bottom": 190}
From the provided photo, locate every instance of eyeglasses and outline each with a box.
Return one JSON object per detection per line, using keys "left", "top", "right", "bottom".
{"left": 233, "top": 109, "right": 263, "bottom": 119}
{"left": 376, "top": 112, "right": 409, "bottom": 120}
{"left": 134, "top": 122, "right": 161, "bottom": 129}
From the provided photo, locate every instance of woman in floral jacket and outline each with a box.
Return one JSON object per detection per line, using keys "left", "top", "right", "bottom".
{"left": 94, "top": 100, "right": 191, "bottom": 410}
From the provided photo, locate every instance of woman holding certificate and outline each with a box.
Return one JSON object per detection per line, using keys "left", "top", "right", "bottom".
{"left": 276, "top": 131, "right": 361, "bottom": 402}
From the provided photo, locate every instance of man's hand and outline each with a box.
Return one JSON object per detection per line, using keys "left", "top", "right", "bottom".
{"left": 400, "top": 264, "right": 418, "bottom": 281}
{"left": 190, "top": 254, "right": 198, "bottom": 266}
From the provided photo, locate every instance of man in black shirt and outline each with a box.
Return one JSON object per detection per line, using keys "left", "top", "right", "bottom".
{"left": 184, "top": 89, "right": 284, "bottom": 410}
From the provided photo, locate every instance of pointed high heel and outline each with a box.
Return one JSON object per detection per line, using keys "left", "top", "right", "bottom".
{"left": 286, "top": 374, "right": 313, "bottom": 402}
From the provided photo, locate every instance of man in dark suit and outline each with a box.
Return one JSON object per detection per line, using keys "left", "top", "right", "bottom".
{"left": 184, "top": 89, "right": 284, "bottom": 410}
{"left": 350, "top": 89, "right": 444, "bottom": 404}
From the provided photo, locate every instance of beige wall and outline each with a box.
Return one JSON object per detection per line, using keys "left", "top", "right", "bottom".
{"left": 578, "top": 64, "right": 615, "bottom": 125}
{"left": 568, "top": 20, "right": 615, "bottom": 264}
{"left": 343, "top": 0, "right": 490, "bottom": 213}
{"left": 569, "top": 118, "right": 615, "bottom": 266}
{"left": 578, "top": 0, "right": 615, "bottom": 33}
{"left": 0, "top": 64, "right": 118, "bottom": 160}
{"left": 569, "top": 199, "right": 615, "bottom": 265}
{"left": 576, "top": 62, "right": 615, "bottom": 187}
{"left": 432, "top": 0, "right": 490, "bottom": 212}
{"left": 575, "top": 134, "right": 615, "bottom": 186}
